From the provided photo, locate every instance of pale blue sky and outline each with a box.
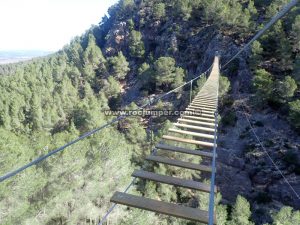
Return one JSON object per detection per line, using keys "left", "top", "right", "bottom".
{"left": 0, "top": 0, "right": 119, "bottom": 51}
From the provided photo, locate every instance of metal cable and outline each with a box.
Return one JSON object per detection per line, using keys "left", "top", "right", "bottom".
{"left": 222, "top": 0, "right": 299, "bottom": 68}
{"left": 237, "top": 93, "right": 300, "bottom": 200}
{"left": 0, "top": 66, "right": 211, "bottom": 183}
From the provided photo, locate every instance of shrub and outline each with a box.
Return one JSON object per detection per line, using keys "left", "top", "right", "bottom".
{"left": 153, "top": 3, "right": 166, "bottom": 20}
{"left": 253, "top": 69, "right": 274, "bottom": 104}
{"left": 288, "top": 100, "right": 300, "bottom": 130}
{"left": 219, "top": 75, "right": 231, "bottom": 98}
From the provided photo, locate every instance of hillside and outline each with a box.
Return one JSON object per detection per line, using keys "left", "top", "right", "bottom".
{"left": 0, "top": 0, "right": 300, "bottom": 224}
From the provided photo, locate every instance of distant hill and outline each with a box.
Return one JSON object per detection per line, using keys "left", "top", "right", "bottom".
{"left": 0, "top": 50, "right": 52, "bottom": 64}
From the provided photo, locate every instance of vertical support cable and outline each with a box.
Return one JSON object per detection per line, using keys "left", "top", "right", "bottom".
{"left": 189, "top": 80, "right": 193, "bottom": 103}
{"left": 208, "top": 54, "right": 220, "bottom": 225}
{"left": 208, "top": 111, "right": 218, "bottom": 225}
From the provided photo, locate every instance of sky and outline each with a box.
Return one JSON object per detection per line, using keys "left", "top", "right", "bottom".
{"left": 0, "top": 0, "right": 119, "bottom": 51}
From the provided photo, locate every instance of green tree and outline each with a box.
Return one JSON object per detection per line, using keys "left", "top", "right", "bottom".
{"left": 293, "top": 54, "right": 300, "bottom": 83}
{"left": 174, "top": 0, "right": 193, "bottom": 21}
{"left": 83, "top": 34, "right": 106, "bottom": 70}
{"left": 272, "top": 206, "right": 300, "bottom": 225}
{"left": 153, "top": 57, "right": 185, "bottom": 91}
{"left": 229, "top": 195, "right": 254, "bottom": 225}
{"left": 30, "top": 94, "right": 43, "bottom": 130}
{"left": 291, "top": 15, "right": 300, "bottom": 52}
{"left": 153, "top": 3, "right": 166, "bottom": 20}
{"left": 129, "top": 30, "right": 145, "bottom": 58}
{"left": 288, "top": 100, "right": 300, "bottom": 130}
{"left": 102, "top": 76, "right": 122, "bottom": 98}
{"left": 253, "top": 69, "right": 274, "bottom": 102}
{"left": 219, "top": 75, "right": 230, "bottom": 98}
{"left": 108, "top": 52, "right": 130, "bottom": 80}
{"left": 277, "top": 36, "right": 293, "bottom": 70}
{"left": 249, "top": 41, "right": 263, "bottom": 69}
{"left": 274, "top": 76, "right": 297, "bottom": 101}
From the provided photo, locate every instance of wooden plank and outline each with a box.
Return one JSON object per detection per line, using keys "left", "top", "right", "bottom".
{"left": 178, "top": 118, "right": 216, "bottom": 127}
{"left": 132, "top": 170, "right": 217, "bottom": 193}
{"left": 146, "top": 155, "right": 213, "bottom": 172}
{"left": 162, "top": 135, "right": 215, "bottom": 148}
{"left": 188, "top": 107, "right": 216, "bottom": 114}
{"left": 195, "top": 97, "right": 217, "bottom": 101}
{"left": 155, "top": 143, "right": 214, "bottom": 158}
{"left": 174, "top": 123, "right": 215, "bottom": 132}
{"left": 182, "top": 115, "right": 215, "bottom": 122}
{"left": 186, "top": 108, "right": 216, "bottom": 115}
{"left": 192, "top": 101, "right": 216, "bottom": 105}
{"left": 111, "top": 192, "right": 215, "bottom": 224}
{"left": 185, "top": 110, "right": 215, "bottom": 118}
{"left": 189, "top": 104, "right": 216, "bottom": 110}
{"left": 169, "top": 128, "right": 215, "bottom": 139}
{"left": 189, "top": 105, "right": 216, "bottom": 111}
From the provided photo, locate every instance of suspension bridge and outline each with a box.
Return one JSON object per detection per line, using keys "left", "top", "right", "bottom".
{"left": 110, "top": 55, "right": 220, "bottom": 224}
{"left": 0, "top": 1, "right": 299, "bottom": 225}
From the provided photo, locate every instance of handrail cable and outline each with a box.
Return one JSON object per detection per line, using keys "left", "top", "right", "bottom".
{"left": 0, "top": 67, "right": 211, "bottom": 183}
{"left": 208, "top": 58, "right": 220, "bottom": 225}
{"left": 99, "top": 0, "right": 300, "bottom": 223}
{"left": 222, "top": 0, "right": 299, "bottom": 68}
{"left": 237, "top": 93, "right": 300, "bottom": 200}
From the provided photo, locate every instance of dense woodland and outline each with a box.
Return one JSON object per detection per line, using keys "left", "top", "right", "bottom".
{"left": 0, "top": 0, "right": 300, "bottom": 224}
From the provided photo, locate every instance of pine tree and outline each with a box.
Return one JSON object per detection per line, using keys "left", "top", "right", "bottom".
{"left": 229, "top": 195, "right": 254, "bottom": 225}
{"left": 272, "top": 207, "right": 300, "bottom": 225}
{"left": 253, "top": 69, "right": 274, "bottom": 102}
{"left": 275, "top": 76, "right": 297, "bottom": 101}
{"left": 249, "top": 41, "right": 263, "bottom": 69}
{"left": 293, "top": 54, "right": 300, "bottom": 83}
{"left": 291, "top": 15, "right": 300, "bottom": 52}
{"left": 153, "top": 3, "right": 166, "bottom": 20}
{"left": 108, "top": 52, "right": 130, "bottom": 80}
{"left": 83, "top": 34, "right": 107, "bottom": 74}
{"left": 129, "top": 30, "right": 145, "bottom": 58}
{"left": 289, "top": 100, "right": 300, "bottom": 130}
{"left": 153, "top": 57, "right": 185, "bottom": 91}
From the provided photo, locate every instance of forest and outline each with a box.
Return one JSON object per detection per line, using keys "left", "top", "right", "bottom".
{"left": 0, "top": 0, "right": 300, "bottom": 224}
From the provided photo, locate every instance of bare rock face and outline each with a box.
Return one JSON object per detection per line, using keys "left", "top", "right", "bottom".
{"left": 104, "top": 22, "right": 129, "bottom": 56}
{"left": 268, "top": 176, "right": 300, "bottom": 208}
{"left": 216, "top": 162, "right": 252, "bottom": 204}
{"left": 217, "top": 101, "right": 300, "bottom": 209}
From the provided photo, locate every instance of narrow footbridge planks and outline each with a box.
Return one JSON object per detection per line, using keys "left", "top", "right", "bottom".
{"left": 110, "top": 55, "right": 220, "bottom": 225}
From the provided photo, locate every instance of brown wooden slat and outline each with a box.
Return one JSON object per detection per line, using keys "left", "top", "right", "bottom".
{"left": 185, "top": 109, "right": 215, "bottom": 117}
{"left": 188, "top": 105, "right": 216, "bottom": 111}
{"left": 174, "top": 123, "right": 215, "bottom": 132}
{"left": 162, "top": 135, "right": 215, "bottom": 147}
{"left": 192, "top": 101, "right": 216, "bottom": 105}
{"left": 155, "top": 143, "right": 214, "bottom": 158}
{"left": 189, "top": 105, "right": 216, "bottom": 111}
{"left": 146, "top": 155, "right": 213, "bottom": 172}
{"left": 187, "top": 108, "right": 215, "bottom": 114}
{"left": 111, "top": 192, "right": 215, "bottom": 224}
{"left": 182, "top": 115, "right": 215, "bottom": 122}
{"left": 169, "top": 128, "right": 215, "bottom": 139}
{"left": 194, "top": 97, "right": 216, "bottom": 100}
{"left": 178, "top": 118, "right": 216, "bottom": 127}
{"left": 190, "top": 103, "right": 216, "bottom": 107}
{"left": 132, "top": 170, "right": 217, "bottom": 193}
